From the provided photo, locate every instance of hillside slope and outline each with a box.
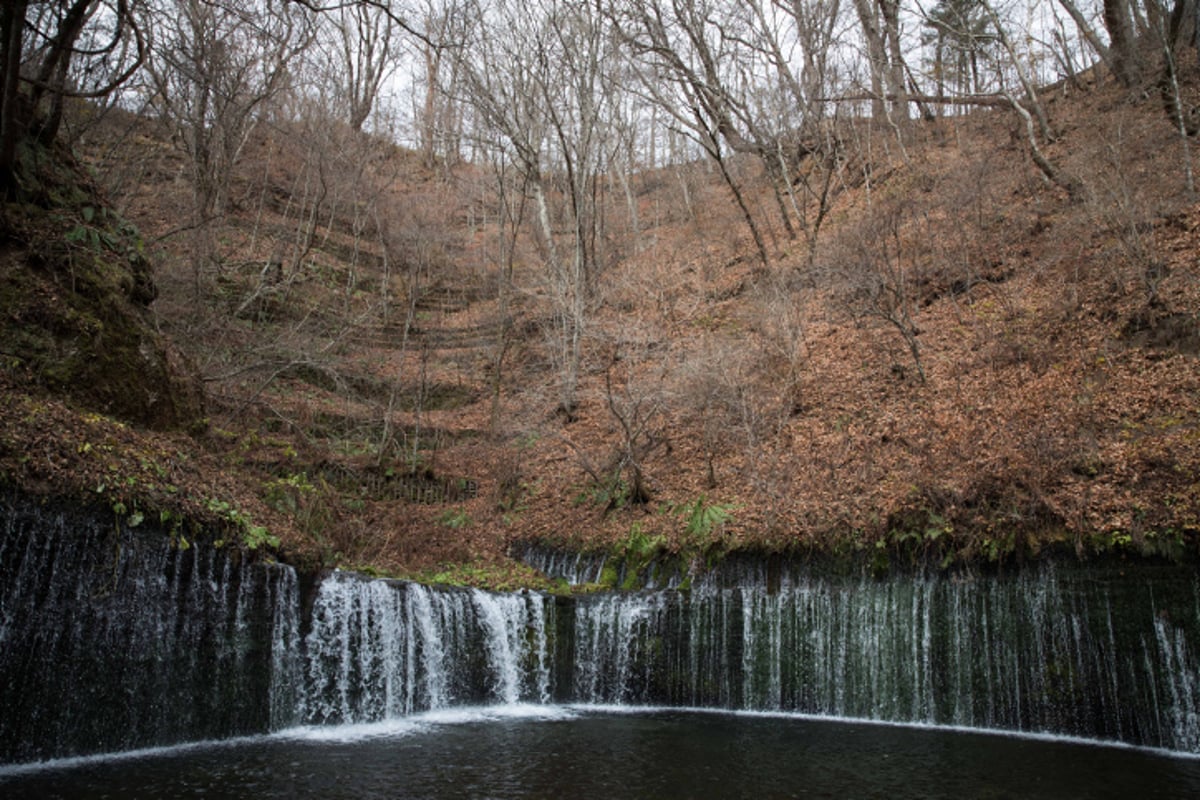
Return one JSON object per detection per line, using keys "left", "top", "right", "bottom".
{"left": 3, "top": 71, "right": 1199, "bottom": 585}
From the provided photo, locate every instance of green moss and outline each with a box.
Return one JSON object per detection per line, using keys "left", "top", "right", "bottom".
{"left": 620, "top": 565, "right": 642, "bottom": 591}
{"left": 598, "top": 561, "right": 620, "bottom": 588}
{"left": 0, "top": 145, "right": 204, "bottom": 431}
{"left": 411, "top": 559, "right": 556, "bottom": 592}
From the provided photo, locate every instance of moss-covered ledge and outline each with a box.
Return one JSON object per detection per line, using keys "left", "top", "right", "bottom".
{"left": 0, "top": 140, "right": 204, "bottom": 431}
{"left": 513, "top": 530, "right": 1200, "bottom": 594}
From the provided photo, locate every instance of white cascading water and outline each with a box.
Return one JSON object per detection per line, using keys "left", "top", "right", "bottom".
{"left": 564, "top": 562, "right": 1200, "bottom": 751}
{"left": 470, "top": 588, "right": 553, "bottom": 704}
{"left": 1153, "top": 613, "right": 1200, "bottom": 751}
{"left": 0, "top": 501, "right": 302, "bottom": 764}
{"left": 572, "top": 591, "right": 668, "bottom": 703}
{"left": 5, "top": 500, "right": 1200, "bottom": 762}
{"left": 406, "top": 582, "right": 452, "bottom": 709}
{"left": 516, "top": 543, "right": 608, "bottom": 585}
{"left": 267, "top": 564, "right": 304, "bottom": 729}
{"left": 301, "top": 572, "right": 554, "bottom": 723}
{"left": 526, "top": 594, "right": 553, "bottom": 703}
{"left": 740, "top": 585, "right": 783, "bottom": 711}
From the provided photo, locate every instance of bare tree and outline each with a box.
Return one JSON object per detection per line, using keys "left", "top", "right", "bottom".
{"left": 412, "top": 1, "right": 469, "bottom": 168}
{"left": 599, "top": 345, "right": 664, "bottom": 507}
{"left": 603, "top": 0, "right": 860, "bottom": 265}
{"left": 834, "top": 201, "right": 927, "bottom": 382}
{"left": 1104, "top": 0, "right": 1143, "bottom": 86}
{"left": 604, "top": 0, "right": 773, "bottom": 265}
{"left": 482, "top": 152, "right": 530, "bottom": 436}
{"left": 0, "top": 0, "right": 145, "bottom": 196}
{"left": 449, "top": 0, "right": 614, "bottom": 417}
{"left": 1157, "top": 1, "right": 1198, "bottom": 192}
{"left": 852, "top": 0, "right": 909, "bottom": 121}
{"left": 144, "top": 0, "right": 313, "bottom": 293}
{"left": 743, "top": 0, "right": 849, "bottom": 261}
{"left": 324, "top": 1, "right": 402, "bottom": 131}
{"left": 1056, "top": 0, "right": 1117, "bottom": 71}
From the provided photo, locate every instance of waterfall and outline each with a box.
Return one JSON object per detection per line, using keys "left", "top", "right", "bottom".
{"left": 515, "top": 542, "right": 608, "bottom": 585}
{"left": 268, "top": 565, "right": 304, "bottom": 729}
{"left": 515, "top": 542, "right": 688, "bottom": 589}
{"left": 3, "top": 494, "right": 1200, "bottom": 763}
{"left": 565, "top": 563, "right": 1200, "bottom": 750}
{"left": 1153, "top": 608, "right": 1200, "bottom": 750}
{"left": 0, "top": 497, "right": 300, "bottom": 764}
{"left": 573, "top": 592, "right": 667, "bottom": 703}
{"left": 301, "top": 572, "right": 555, "bottom": 722}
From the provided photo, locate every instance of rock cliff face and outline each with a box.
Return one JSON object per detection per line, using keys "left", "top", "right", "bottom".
{"left": 0, "top": 141, "right": 204, "bottom": 431}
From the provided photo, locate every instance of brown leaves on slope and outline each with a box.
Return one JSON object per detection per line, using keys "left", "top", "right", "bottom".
{"left": 45, "top": 72, "right": 1200, "bottom": 577}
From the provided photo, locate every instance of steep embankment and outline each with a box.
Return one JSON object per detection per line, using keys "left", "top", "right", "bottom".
{"left": 429, "top": 84, "right": 1200, "bottom": 574}
{"left": 0, "top": 141, "right": 203, "bottom": 431}
{"left": 0, "top": 141, "right": 317, "bottom": 566}
{"left": 4, "top": 74, "right": 1200, "bottom": 586}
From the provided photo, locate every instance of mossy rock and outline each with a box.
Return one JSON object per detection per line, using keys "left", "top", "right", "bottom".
{"left": 0, "top": 142, "right": 204, "bottom": 431}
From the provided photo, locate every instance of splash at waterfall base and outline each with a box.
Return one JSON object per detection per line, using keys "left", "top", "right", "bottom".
{"left": 2, "top": 494, "right": 1199, "bottom": 768}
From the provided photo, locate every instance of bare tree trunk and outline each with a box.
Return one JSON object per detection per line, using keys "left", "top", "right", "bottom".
{"left": 1166, "top": 0, "right": 1199, "bottom": 50}
{"left": 616, "top": 165, "right": 639, "bottom": 240}
{"left": 1006, "top": 91, "right": 1085, "bottom": 201}
{"left": 1158, "top": 13, "right": 1197, "bottom": 193}
{"left": 421, "top": 38, "right": 440, "bottom": 165}
{"left": 1056, "top": 0, "right": 1117, "bottom": 70}
{"left": 487, "top": 164, "right": 527, "bottom": 436}
{"left": 982, "top": 0, "right": 1055, "bottom": 142}
{"left": 880, "top": 0, "right": 910, "bottom": 122}
{"left": 0, "top": 1, "right": 26, "bottom": 197}
{"left": 767, "top": 160, "right": 798, "bottom": 241}
{"left": 709, "top": 137, "right": 769, "bottom": 267}
{"left": 1104, "top": 0, "right": 1142, "bottom": 85}
{"left": 853, "top": 0, "right": 889, "bottom": 119}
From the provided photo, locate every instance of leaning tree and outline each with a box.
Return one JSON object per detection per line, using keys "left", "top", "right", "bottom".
{"left": 0, "top": 0, "right": 146, "bottom": 197}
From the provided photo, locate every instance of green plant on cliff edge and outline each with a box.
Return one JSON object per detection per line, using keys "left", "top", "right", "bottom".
{"left": 205, "top": 497, "right": 279, "bottom": 551}
{"left": 620, "top": 522, "right": 664, "bottom": 559}
{"left": 677, "top": 495, "right": 736, "bottom": 547}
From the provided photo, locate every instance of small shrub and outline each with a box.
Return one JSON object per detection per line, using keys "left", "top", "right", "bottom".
{"left": 676, "top": 495, "right": 736, "bottom": 546}
{"left": 439, "top": 508, "right": 473, "bottom": 529}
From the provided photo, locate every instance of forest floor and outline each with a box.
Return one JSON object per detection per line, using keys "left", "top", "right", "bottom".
{"left": 2, "top": 65, "right": 1200, "bottom": 588}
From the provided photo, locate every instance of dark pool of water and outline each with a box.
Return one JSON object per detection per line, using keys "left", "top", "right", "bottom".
{"left": 3, "top": 705, "right": 1199, "bottom": 799}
